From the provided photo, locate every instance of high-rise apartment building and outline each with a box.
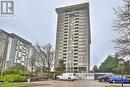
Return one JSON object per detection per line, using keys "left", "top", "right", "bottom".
{"left": 55, "top": 3, "right": 91, "bottom": 73}
{"left": 0, "top": 29, "right": 33, "bottom": 73}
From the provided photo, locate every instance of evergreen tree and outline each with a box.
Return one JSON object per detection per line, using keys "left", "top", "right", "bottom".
{"left": 99, "top": 55, "right": 120, "bottom": 73}
{"left": 92, "top": 65, "right": 98, "bottom": 72}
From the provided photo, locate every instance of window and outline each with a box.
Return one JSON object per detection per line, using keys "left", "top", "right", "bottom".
{"left": 74, "top": 33, "right": 79, "bottom": 35}
{"left": 64, "top": 31, "right": 68, "bottom": 33}
{"left": 64, "top": 37, "right": 67, "bottom": 39}
{"left": 74, "top": 46, "right": 78, "bottom": 48}
{"left": 74, "top": 49, "right": 78, "bottom": 51}
{"left": 74, "top": 40, "right": 78, "bottom": 42}
{"left": 74, "top": 60, "right": 78, "bottom": 62}
{"left": 63, "top": 57, "right": 66, "bottom": 59}
{"left": 75, "top": 18, "right": 79, "bottom": 20}
{"left": 63, "top": 53, "right": 67, "bottom": 55}
{"left": 64, "top": 34, "right": 68, "bottom": 36}
{"left": 65, "top": 19, "right": 68, "bottom": 21}
{"left": 75, "top": 30, "right": 79, "bottom": 32}
{"left": 75, "top": 21, "right": 79, "bottom": 23}
{"left": 74, "top": 56, "right": 78, "bottom": 58}
{"left": 74, "top": 53, "right": 78, "bottom": 55}
{"left": 63, "top": 41, "right": 67, "bottom": 43}
{"left": 64, "top": 25, "right": 68, "bottom": 27}
{"left": 75, "top": 27, "right": 79, "bottom": 29}
{"left": 74, "top": 36, "right": 79, "bottom": 38}
{"left": 73, "top": 74, "right": 76, "bottom": 76}
{"left": 64, "top": 28, "right": 68, "bottom": 30}
{"left": 75, "top": 15, "right": 79, "bottom": 17}
{"left": 74, "top": 43, "right": 78, "bottom": 45}
{"left": 63, "top": 50, "right": 67, "bottom": 52}
{"left": 65, "top": 16, "right": 69, "bottom": 18}
{"left": 75, "top": 24, "right": 79, "bottom": 26}
{"left": 75, "top": 12, "right": 79, "bottom": 14}
{"left": 63, "top": 44, "right": 67, "bottom": 46}
{"left": 74, "top": 63, "right": 78, "bottom": 65}
{"left": 64, "top": 22, "right": 68, "bottom": 24}
{"left": 63, "top": 47, "right": 67, "bottom": 49}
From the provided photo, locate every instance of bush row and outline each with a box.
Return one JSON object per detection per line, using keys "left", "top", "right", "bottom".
{"left": 0, "top": 69, "right": 28, "bottom": 83}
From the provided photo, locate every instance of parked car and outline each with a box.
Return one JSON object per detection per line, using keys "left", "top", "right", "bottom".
{"left": 98, "top": 75, "right": 109, "bottom": 82}
{"left": 98, "top": 74, "right": 113, "bottom": 82}
{"left": 108, "top": 75, "right": 130, "bottom": 83}
{"left": 57, "top": 73, "right": 78, "bottom": 81}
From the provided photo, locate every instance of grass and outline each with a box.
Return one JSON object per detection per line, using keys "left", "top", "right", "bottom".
{"left": 0, "top": 82, "right": 32, "bottom": 87}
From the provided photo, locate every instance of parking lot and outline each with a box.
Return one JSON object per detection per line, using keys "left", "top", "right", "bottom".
{"left": 31, "top": 80, "right": 130, "bottom": 87}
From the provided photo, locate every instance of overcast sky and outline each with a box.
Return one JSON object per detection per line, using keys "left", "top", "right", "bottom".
{"left": 0, "top": 0, "right": 122, "bottom": 69}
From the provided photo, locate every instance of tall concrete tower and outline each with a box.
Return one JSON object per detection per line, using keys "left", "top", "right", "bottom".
{"left": 55, "top": 3, "right": 91, "bottom": 73}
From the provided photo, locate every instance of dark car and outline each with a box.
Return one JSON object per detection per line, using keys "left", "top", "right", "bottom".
{"left": 98, "top": 75, "right": 108, "bottom": 82}
{"left": 98, "top": 74, "right": 113, "bottom": 82}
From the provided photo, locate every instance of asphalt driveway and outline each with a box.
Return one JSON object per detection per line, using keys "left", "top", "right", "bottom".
{"left": 31, "top": 80, "right": 130, "bottom": 87}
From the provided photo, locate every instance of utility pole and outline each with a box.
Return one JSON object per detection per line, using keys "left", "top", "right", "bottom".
{"left": 119, "top": 59, "right": 124, "bottom": 87}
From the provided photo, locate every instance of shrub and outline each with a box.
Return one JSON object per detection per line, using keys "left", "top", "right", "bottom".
{"left": 47, "top": 72, "right": 55, "bottom": 79}
{"left": 0, "top": 69, "right": 29, "bottom": 82}
{"left": 2, "top": 69, "right": 21, "bottom": 76}
{"left": 0, "top": 74, "right": 28, "bottom": 82}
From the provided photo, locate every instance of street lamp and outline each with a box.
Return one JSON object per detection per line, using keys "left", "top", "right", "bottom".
{"left": 119, "top": 59, "right": 124, "bottom": 87}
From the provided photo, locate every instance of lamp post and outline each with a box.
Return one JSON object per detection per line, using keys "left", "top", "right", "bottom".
{"left": 119, "top": 59, "right": 124, "bottom": 87}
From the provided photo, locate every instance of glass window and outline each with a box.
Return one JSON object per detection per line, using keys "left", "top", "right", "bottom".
{"left": 64, "top": 25, "right": 68, "bottom": 27}
{"left": 63, "top": 50, "right": 67, "bottom": 52}
{"left": 75, "top": 24, "right": 79, "bottom": 26}
{"left": 63, "top": 47, "right": 67, "bottom": 49}
{"left": 75, "top": 30, "right": 79, "bottom": 32}
{"left": 75, "top": 21, "right": 79, "bottom": 23}
{"left": 75, "top": 27, "right": 79, "bottom": 29}
{"left": 64, "top": 31, "right": 68, "bottom": 33}
{"left": 63, "top": 53, "right": 67, "bottom": 55}
{"left": 74, "top": 46, "right": 78, "bottom": 48}
{"left": 63, "top": 44, "right": 67, "bottom": 46}
{"left": 75, "top": 18, "right": 79, "bottom": 20}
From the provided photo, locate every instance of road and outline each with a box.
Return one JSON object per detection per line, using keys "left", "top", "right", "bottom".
{"left": 31, "top": 80, "right": 113, "bottom": 87}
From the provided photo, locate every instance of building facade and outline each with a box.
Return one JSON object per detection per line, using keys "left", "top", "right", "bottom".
{"left": 55, "top": 3, "right": 91, "bottom": 73}
{"left": 0, "top": 29, "right": 33, "bottom": 73}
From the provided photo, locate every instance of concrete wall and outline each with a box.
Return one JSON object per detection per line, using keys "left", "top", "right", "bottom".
{"left": 76, "top": 73, "right": 94, "bottom": 80}
{"left": 76, "top": 73, "right": 112, "bottom": 80}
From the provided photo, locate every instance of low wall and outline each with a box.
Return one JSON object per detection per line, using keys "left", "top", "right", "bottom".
{"left": 76, "top": 73, "right": 112, "bottom": 80}
{"left": 76, "top": 73, "right": 94, "bottom": 80}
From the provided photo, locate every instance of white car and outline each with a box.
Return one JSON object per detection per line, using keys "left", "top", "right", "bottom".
{"left": 57, "top": 73, "right": 78, "bottom": 81}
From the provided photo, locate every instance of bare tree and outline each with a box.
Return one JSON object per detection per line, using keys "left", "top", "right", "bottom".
{"left": 35, "top": 43, "right": 46, "bottom": 72}
{"left": 28, "top": 45, "right": 47, "bottom": 76}
{"left": 42, "top": 44, "right": 54, "bottom": 72}
{"left": 55, "top": 59, "right": 66, "bottom": 74}
{"left": 28, "top": 47, "right": 38, "bottom": 77}
{"left": 113, "top": 0, "right": 130, "bottom": 57}
{"left": 35, "top": 43, "right": 54, "bottom": 72}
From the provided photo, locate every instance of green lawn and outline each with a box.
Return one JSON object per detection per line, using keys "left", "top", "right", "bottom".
{"left": 0, "top": 82, "right": 32, "bottom": 87}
